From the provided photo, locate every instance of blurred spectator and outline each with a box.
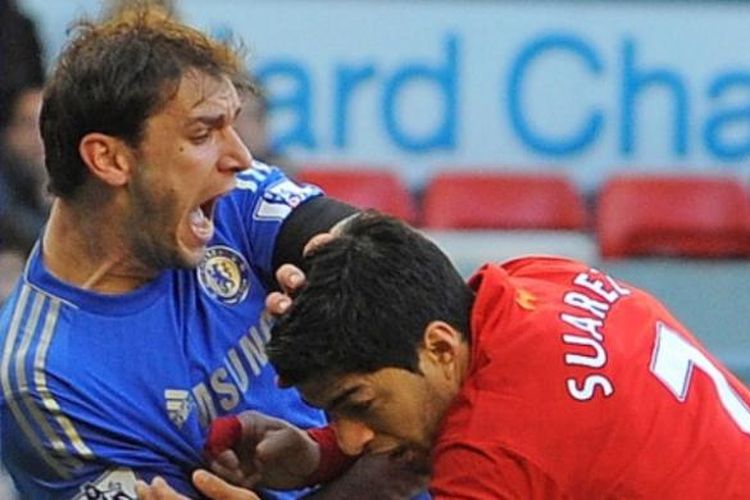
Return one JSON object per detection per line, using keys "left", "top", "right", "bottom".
{"left": 0, "top": 85, "right": 49, "bottom": 255}
{"left": 0, "top": 0, "right": 46, "bottom": 309}
{"left": 235, "top": 79, "right": 298, "bottom": 175}
{"left": 0, "top": 0, "right": 44, "bottom": 93}
{"left": 0, "top": 250, "right": 23, "bottom": 305}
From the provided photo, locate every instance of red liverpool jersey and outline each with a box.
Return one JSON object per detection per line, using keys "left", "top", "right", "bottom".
{"left": 431, "top": 256, "right": 750, "bottom": 499}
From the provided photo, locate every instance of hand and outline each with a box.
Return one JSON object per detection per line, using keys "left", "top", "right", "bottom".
{"left": 265, "top": 263, "right": 306, "bottom": 317}
{"left": 266, "top": 224, "right": 344, "bottom": 317}
{"left": 135, "top": 472, "right": 260, "bottom": 500}
{"left": 207, "top": 411, "right": 320, "bottom": 490}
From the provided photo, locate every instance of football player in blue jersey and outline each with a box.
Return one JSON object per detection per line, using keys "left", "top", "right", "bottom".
{"left": 0, "top": 6, "right": 423, "bottom": 499}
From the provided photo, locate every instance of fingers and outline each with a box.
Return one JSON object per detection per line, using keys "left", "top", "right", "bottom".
{"left": 193, "top": 469, "right": 261, "bottom": 500}
{"left": 209, "top": 448, "right": 242, "bottom": 483}
{"left": 206, "top": 411, "right": 288, "bottom": 489}
{"left": 302, "top": 232, "right": 336, "bottom": 256}
{"left": 272, "top": 228, "right": 341, "bottom": 304}
{"left": 208, "top": 459, "right": 261, "bottom": 490}
{"left": 265, "top": 292, "right": 291, "bottom": 316}
{"left": 135, "top": 480, "right": 152, "bottom": 500}
{"left": 207, "top": 460, "right": 245, "bottom": 488}
{"left": 274, "top": 264, "right": 305, "bottom": 296}
{"left": 268, "top": 264, "right": 305, "bottom": 316}
{"left": 209, "top": 450, "right": 253, "bottom": 488}
{"left": 135, "top": 476, "right": 190, "bottom": 500}
{"left": 268, "top": 232, "right": 336, "bottom": 317}
{"left": 214, "top": 449, "right": 241, "bottom": 470}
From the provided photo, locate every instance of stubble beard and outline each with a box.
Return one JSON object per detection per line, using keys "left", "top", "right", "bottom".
{"left": 126, "top": 170, "right": 201, "bottom": 272}
{"left": 422, "top": 381, "right": 451, "bottom": 451}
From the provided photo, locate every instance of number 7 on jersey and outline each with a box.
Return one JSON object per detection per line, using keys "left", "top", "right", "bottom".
{"left": 650, "top": 321, "right": 750, "bottom": 434}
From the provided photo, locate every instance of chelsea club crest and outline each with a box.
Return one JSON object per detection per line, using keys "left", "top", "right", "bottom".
{"left": 197, "top": 246, "right": 250, "bottom": 304}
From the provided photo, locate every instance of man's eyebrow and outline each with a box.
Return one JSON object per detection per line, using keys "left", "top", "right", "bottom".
{"left": 325, "top": 385, "right": 363, "bottom": 413}
{"left": 185, "top": 113, "right": 224, "bottom": 128}
{"left": 187, "top": 107, "right": 241, "bottom": 127}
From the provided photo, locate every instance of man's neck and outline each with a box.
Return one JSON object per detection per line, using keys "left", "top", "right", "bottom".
{"left": 42, "top": 199, "right": 157, "bottom": 293}
{"left": 456, "top": 340, "right": 471, "bottom": 389}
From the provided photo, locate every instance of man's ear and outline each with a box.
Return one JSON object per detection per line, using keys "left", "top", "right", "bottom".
{"left": 422, "top": 321, "right": 463, "bottom": 367}
{"left": 78, "top": 133, "right": 134, "bottom": 187}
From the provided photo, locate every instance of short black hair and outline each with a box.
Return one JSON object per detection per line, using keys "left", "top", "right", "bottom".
{"left": 267, "top": 212, "right": 474, "bottom": 386}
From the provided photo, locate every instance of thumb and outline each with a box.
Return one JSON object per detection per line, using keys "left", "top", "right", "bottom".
{"left": 192, "top": 469, "right": 260, "bottom": 500}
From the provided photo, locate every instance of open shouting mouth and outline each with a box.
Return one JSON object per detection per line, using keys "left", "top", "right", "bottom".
{"left": 189, "top": 194, "right": 221, "bottom": 245}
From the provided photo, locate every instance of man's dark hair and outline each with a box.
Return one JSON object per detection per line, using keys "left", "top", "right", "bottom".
{"left": 267, "top": 212, "right": 475, "bottom": 386}
{"left": 40, "top": 5, "right": 251, "bottom": 199}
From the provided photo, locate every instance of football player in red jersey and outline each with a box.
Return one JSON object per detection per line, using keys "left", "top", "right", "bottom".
{"left": 265, "top": 211, "right": 750, "bottom": 499}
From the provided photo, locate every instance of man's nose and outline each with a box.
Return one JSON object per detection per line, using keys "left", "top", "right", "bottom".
{"left": 218, "top": 126, "right": 253, "bottom": 173}
{"left": 330, "top": 419, "right": 375, "bottom": 456}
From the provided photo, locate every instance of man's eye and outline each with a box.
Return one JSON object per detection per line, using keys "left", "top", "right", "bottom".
{"left": 191, "top": 132, "right": 211, "bottom": 144}
{"left": 344, "top": 401, "right": 373, "bottom": 417}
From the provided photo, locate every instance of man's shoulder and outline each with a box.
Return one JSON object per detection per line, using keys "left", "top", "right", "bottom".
{"left": 500, "top": 254, "right": 589, "bottom": 279}
{"left": 214, "top": 163, "right": 322, "bottom": 258}
{"left": 228, "top": 164, "right": 320, "bottom": 211}
{"left": 0, "top": 281, "right": 75, "bottom": 369}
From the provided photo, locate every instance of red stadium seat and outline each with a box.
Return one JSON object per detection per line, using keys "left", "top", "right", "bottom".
{"left": 296, "top": 164, "right": 416, "bottom": 223}
{"left": 422, "top": 170, "right": 587, "bottom": 230}
{"left": 597, "top": 174, "right": 750, "bottom": 258}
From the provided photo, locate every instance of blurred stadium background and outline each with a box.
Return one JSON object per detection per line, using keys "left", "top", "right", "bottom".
{"left": 3, "top": 0, "right": 750, "bottom": 495}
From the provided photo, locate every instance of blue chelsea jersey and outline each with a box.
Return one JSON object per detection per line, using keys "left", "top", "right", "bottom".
{"left": 0, "top": 163, "right": 326, "bottom": 499}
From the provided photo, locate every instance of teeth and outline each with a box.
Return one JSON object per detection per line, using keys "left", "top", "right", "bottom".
{"left": 190, "top": 207, "right": 206, "bottom": 224}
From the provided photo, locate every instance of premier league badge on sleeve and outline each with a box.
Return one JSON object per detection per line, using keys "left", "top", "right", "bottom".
{"left": 254, "top": 178, "right": 320, "bottom": 220}
{"left": 197, "top": 246, "right": 251, "bottom": 305}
